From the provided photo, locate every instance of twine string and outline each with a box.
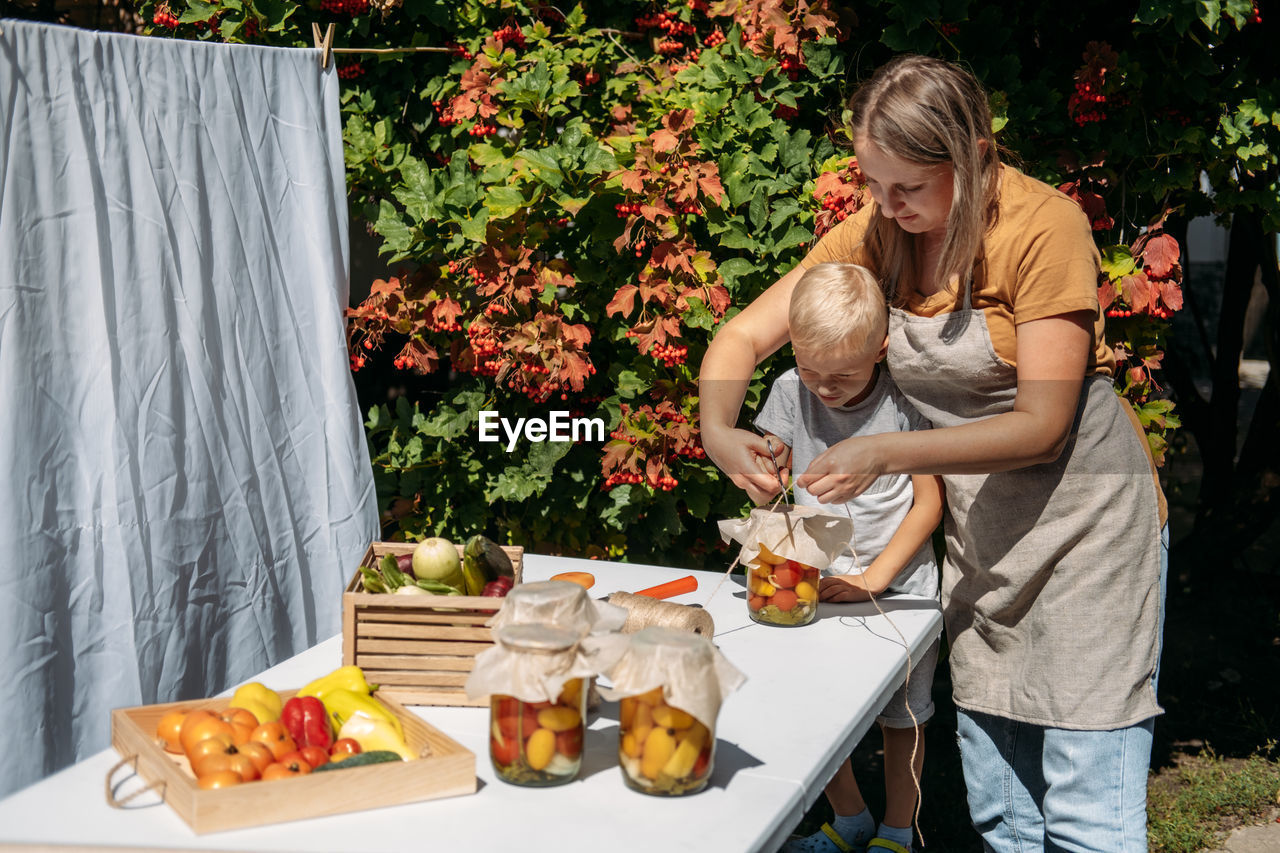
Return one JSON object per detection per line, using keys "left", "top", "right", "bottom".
{"left": 841, "top": 503, "right": 925, "bottom": 848}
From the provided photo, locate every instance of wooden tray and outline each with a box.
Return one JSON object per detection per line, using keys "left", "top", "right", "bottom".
{"left": 343, "top": 541, "right": 524, "bottom": 707}
{"left": 108, "top": 689, "right": 474, "bottom": 834}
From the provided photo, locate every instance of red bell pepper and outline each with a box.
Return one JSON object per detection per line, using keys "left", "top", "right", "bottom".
{"left": 281, "top": 695, "right": 333, "bottom": 750}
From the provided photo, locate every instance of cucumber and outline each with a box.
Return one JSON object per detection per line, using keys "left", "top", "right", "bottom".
{"left": 313, "top": 750, "right": 404, "bottom": 771}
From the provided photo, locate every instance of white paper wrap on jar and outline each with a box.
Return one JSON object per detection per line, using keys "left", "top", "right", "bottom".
{"left": 465, "top": 623, "right": 614, "bottom": 704}
{"left": 596, "top": 626, "right": 746, "bottom": 731}
{"left": 487, "top": 580, "right": 628, "bottom": 637}
{"left": 718, "top": 505, "right": 854, "bottom": 570}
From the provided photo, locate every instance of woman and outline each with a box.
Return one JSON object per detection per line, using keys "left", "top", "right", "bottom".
{"left": 699, "top": 55, "right": 1166, "bottom": 852}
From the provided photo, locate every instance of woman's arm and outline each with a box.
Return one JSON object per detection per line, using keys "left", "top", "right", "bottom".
{"left": 819, "top": 474, "right": 944, "bottom": 602}
{"left": 698, "top": 265, "right": 807, "bottom": 504}
{"left": 797, "top": 311, "right": 1093, "bottom": 504}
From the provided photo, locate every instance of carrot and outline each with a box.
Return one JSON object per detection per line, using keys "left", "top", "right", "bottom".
{"left": 633, "top": 575, "right": 698, "bottom": 600}
{"left": 550, "top": 571, "right": 596, "bottom": 590}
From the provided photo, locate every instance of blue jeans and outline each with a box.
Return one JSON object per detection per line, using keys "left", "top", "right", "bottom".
{"left": 957, "top": 710, "right": 1154, "bottom": 852}
{"left": 955, "top": 528, "right": 1168, "bottom": 852}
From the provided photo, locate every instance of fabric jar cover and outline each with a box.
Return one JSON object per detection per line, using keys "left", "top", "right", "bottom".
{"left": 487, "top": 580, "right": 628, "bottom": 636}
{"left": 718, "top": 504, "right": 855, "bottom": 571}
{"left": 466, "top": 624, "right": 613, "bottom": 704}
{"left": 597, "top": 626, "right": 746, "bottom": 732}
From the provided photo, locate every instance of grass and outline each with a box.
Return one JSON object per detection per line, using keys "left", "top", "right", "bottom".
{"left": 1148, "top": 745, "right": 1280, "bottom": 853}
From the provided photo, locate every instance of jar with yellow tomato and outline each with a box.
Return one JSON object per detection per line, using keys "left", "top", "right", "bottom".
{"left": 600, "top": 626, "right": 745, "bottom": 796}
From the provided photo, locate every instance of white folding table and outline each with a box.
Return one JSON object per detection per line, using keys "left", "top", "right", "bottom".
{"left": 0, "top": 554, "right": 942, "bottom": 853}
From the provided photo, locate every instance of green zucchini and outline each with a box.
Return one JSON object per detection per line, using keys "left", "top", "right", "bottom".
{"left": 313, "top": 750, "right": 404, "bottom": 771}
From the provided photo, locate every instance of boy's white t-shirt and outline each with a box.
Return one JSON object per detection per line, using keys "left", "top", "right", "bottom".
{"left": 755, "top": 366, "right": 939, "bottom": 599}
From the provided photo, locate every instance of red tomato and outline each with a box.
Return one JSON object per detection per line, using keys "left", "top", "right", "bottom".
{"left": 556, "top": 727, "right": 583, "bottom": 760}
{"left": 248, "top": 721, "right": 297, "bottom": 760}
{"left": 490, "top": 732, "right": 519, "bottom": 766}
{"left": 773, "top": 564, "right": 800, "bottom": 589}
{"left": 297, "top": 744, "right": 330, "bottom": 769}
{"left": 771, "top": 589, "right": 798, "bottom": 611}
{"left": 329, "top": 737, "right": 362, "bottom": 758}
{"left": 748, "top": 594, "right": 765, "bottom": 612}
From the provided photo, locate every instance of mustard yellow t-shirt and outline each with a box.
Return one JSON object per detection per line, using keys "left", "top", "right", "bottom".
{"left": 799, "top": 166, "right": 1114, "bottom": 376}
{"left": 798, "top": 165, "right": 1168, "bottom": 524}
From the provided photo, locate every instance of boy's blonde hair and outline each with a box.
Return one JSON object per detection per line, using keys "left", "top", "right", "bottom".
{"left": 789, "top": 262, "right": 887, "bottom": 355}
{"left": 847, "top": 54, "right": 1002, "bottom": 305}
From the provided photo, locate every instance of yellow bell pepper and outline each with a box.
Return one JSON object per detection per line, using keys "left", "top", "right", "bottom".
{"left": 322, "top": 687, "right": 404, "bottom": 740}
{"left": 338, "top": 710, "right": 416, "bottom": 761}
{"left": 297, "top": 665, "right": 375, "bottom": 701}
{"left": 228, "top": 682, "right": 283, "bottom": 724}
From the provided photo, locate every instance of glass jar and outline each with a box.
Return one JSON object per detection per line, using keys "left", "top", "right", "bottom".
{"left": 487, "top": 625, "right": 587, "bottom": 787}
{"left": 746, "top": 551, "right": 821, "bottom": 626}
{"left": 618, "top": 686, "right": 715, "bottom": 796}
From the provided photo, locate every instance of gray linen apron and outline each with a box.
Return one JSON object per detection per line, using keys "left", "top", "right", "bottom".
{"left": 887, "top": 278, "right": 1163, "bottom": 730}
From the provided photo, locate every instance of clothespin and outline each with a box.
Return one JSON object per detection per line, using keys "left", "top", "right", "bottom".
{"left": 311, "top": 22, "right": 335, "bottom": 70}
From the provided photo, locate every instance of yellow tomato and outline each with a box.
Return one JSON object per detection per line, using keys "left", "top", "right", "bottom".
{"left": 795, "top": 581, "right": 818, "bottom": 603}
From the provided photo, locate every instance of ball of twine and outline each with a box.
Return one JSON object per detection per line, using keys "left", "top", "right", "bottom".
{"left": 606, "top": 591, "right": 715, "bottom": 636}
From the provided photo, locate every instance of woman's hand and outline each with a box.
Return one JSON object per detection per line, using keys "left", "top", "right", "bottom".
{"left": 819, "top": 575, "right": 871, "bottom": 603}
{"left": 795, "top": 434, "right": 885, "bottom": 504}
{"left": 701, "top": 426, "right": 789, "bottom": 505}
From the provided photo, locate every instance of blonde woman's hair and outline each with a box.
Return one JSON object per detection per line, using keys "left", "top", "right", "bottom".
{"left": 848, "top": 54, "right": 1001, "bottom": 305}
{"left": 789, "top": 262, "right": 887, "bottom": 355}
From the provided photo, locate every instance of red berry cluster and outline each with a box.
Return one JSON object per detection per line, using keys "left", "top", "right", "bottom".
{"left": 656, "top": 39, "right": 685, "bottom": 55}
{"left": 394, "top": 355, "right": 413, "bottom": 370}
{"left": 703, "top": 29, "right": 726, "bottom": 47}
{"left": 446, "top": 40, "right": 474, "bottom": 60}
{"left": 468, "top": 123, "right": 498, "bottom": 137}
{"left": 603, "top": 470, "right": 647, "bottom": 488}
{"left": 321, "top": 0, "right": 368, "bottom": 14}
{"left": 615, "top": 201, "right": 643, "bottom": 217}
{"left": 676, "top": 201, "right": 702, "bottom": 215}
{"left": 1071, "top": 80, "right": 1108, "bottom": 124}
{"left": 583, "top": 69, "right": 601, "bottom": 85}
{"left": 493, "top": 25, "right": 526, "bottom": 48}
{"left": 637, "top": 11, "right": 695, "bottom": 35}
{"left": 627, "top": 337, "right": 686, "bottom": 367}
{"left": 483, "top": 301, "right": 511, "bottom": 317}
{"left": 337, "top": 61, "right": 366, "bottom": 79}
{"left": 152, "top": 4, "right": 179, "bottom": 28}
{"left": 466, "top": 325, "right": 503, "bottom": 377}
{"left": 688, "top": 0, "right": 709, "bottom": 10}
{"left": 1250, "top": 1, "right": 1262, "bottom": 23}
{"left": 819, "top": 192, "right": 853, "bottom": 222}
{"left": 432, "top": 101, "right": 458, "bottom": 127}
{"left": 938, "top": 22, "right": 960, "bottom": 36}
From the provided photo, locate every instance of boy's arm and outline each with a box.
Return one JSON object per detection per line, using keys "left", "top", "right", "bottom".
{"left": 819, "top": 474, "right": 944, "bottom": 602}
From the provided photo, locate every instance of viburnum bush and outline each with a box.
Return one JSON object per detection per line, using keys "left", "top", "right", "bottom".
{"left": 134, "top": 0, "right": 1242, "bottom": 565}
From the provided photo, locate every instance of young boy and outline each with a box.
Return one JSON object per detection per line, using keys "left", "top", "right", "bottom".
{"left": 753, "top": 262, "right": 943, "bottom": 853}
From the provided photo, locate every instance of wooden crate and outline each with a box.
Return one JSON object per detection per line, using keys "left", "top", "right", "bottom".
{"left": 342, "top": 541, "right": 524, "bottom": 707}
{"left": 108, "top": 689, "right": 474, "bottom": 834}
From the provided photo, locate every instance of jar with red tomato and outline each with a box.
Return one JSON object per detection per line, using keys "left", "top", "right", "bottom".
{"left": 474, "top": 624, "right": 590, "bottom": 787}
{"left": 746, "top": 549, "right": 821, "bottom": 626}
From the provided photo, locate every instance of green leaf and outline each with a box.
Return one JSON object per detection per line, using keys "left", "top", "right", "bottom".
{"left": 421, "top": 392, "right": 484, "bottom": 439}
{"left": 749, "top": 192, "right": 769, "bottom": 231}
{"left": 460, "top": 210, "right": 488, "bottom": 243}
{"left": 773, "top": 225, "right": 814, "bottom": 252}
{"left": 374, "top": 200, "right": 414, "bottom": 257}
{"left": 485, "top": 186, "right": 526, "bottom": 220}
{"left": 1100, "top": 245, "right": 1138, "bottom": 279}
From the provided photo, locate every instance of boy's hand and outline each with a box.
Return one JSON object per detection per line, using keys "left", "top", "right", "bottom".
{"left": 753, "top": 434, "right": 792, "bottom": 499}
{"left": 818, "top": 575, "right": 872, "bottom": 602}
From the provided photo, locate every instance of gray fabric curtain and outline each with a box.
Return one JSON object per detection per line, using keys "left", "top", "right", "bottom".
{"left": 0, "top": 19, "right": 378, "bottom": 797}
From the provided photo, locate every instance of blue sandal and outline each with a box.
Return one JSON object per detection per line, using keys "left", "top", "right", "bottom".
{"left": 780, "top": 822, "right": 864, "bottom": 853}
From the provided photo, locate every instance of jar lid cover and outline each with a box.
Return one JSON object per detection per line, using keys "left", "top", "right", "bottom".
{"left": 496, "top": 622, "right": 579, "bottom": 653}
